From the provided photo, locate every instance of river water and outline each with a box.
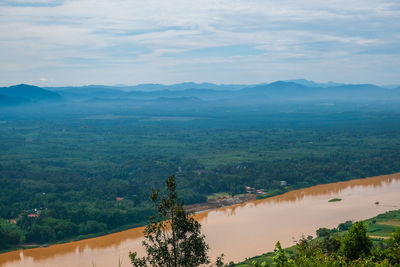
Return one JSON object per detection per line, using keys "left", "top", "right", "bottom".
{"left": 1, "top": 173, "right": 400, "bottom": 267}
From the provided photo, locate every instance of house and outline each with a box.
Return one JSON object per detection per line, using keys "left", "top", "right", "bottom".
{"left": 116, "top": 197, "right": 123, "bottom": 201}
{"left": 28, "top": 214, "right": 38, "bottom": 218}
{"left": 245, "top": 186, "right": 255, "bottom": 193}
{"left": 280, "top": 181, "right": 287, "bottom": 186}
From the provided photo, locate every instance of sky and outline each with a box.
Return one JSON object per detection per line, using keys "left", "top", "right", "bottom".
{"left": 0, "top": 0, "right": 399, "bottom": 86}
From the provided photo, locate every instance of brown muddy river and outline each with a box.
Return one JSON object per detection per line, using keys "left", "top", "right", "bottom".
{"left": 1, "top": 173, "right": 400, "bottom": 267}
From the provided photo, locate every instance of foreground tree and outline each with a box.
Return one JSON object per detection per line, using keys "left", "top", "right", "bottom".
{"left": 129, "top": 175, "right": 209, "bottom": 267}
{"left": 339, "top": 221, "right": 372, "bottom": 260}
{"left": 385, "top": 228, "right": 400, "bottom": 264}
{"left": 273, "top": 241, "right": 290, "bottom": 267}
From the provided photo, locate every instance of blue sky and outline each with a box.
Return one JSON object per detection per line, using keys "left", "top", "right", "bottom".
{"left": 0, "top": 0, "right": 399, "bottom": 86}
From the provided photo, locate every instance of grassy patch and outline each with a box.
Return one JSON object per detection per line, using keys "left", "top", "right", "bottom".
{"left": 365, "top": 209, "right": 400, "bottom": 238}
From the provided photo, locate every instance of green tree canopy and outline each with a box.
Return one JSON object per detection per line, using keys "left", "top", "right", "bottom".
{"left": 339, "top": 221, "right": 372, "bottom": 260}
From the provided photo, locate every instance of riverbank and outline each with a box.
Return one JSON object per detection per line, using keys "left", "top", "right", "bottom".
{"left": 184, "top": 194, "right": 257, "bottom": 213}
{"left": 0, "top": 192, "right": 261, "bottom": 254}
{"left": 184, "top": 188, "right": 293, "bottom": 213}
{"left": 0, "top": 193, "right": 265, "bottom": 253}
{"left": 1, "top": 172, "right": 400, "bottom": 267}
{"left": 0, "top": 221, "right": 148, "bottom": 254}
{"left": 235, "top": 208, "right": 400, "bottom": 266}
{"left": 1, "top": 172, "right": 400, "bottom": 256}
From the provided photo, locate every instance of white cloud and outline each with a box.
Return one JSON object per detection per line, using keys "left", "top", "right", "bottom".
{"left": 0, "top": 0, "right": 399, "bottom": 85}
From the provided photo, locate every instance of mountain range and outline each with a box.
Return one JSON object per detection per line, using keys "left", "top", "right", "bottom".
{"left": 1, "top": 80, "right": 399, "bottom": 106}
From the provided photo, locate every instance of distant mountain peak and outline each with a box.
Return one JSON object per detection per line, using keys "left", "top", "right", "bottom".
{"left": 269, "top": 81, "right": 307, "bottom": 87}
{"left": 285, "top": 79, "right": 344, "bottom": 88}
{"left": 0, "top": 84, "right": 62, "bottom": 103}
{"left": 9, "top": 83, "right": 41, "bottom": 89}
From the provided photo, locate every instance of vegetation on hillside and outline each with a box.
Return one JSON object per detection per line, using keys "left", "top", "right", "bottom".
{"left": 237, "top": 209, "right": 400, "bottom": 266}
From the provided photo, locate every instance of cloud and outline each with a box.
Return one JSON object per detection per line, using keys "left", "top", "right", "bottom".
{"left": 0, "top": 0, "right": 64, "bottom": 7}
{"left": 0, "top": 0, "right": 399, "bottom": 85}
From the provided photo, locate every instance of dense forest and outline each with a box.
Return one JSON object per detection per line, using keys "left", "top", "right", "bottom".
{"left": 1, "top": 83, "right": 400, "bottom": 250}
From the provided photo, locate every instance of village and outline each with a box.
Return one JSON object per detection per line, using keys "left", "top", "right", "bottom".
{"left": 184, "top": 182, "right": 287, "bottom": 213}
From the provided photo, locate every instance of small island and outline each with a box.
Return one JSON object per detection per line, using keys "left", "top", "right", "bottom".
{"left": 329, "top": 198, "right": 342, "bottom": 202}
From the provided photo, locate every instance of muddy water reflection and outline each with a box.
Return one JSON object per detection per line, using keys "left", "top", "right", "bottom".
{"left": 1, "top": 173, "right": 400, "bottom": 267}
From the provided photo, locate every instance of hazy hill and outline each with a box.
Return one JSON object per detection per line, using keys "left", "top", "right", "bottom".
{"left": 0, "top": 84, "right": 62, "bottom": 104}
{"left": 286, "top": 79, "right": 344, "bottom": 88}
{"left": 243, "top": 81, "right": 310, "bottom": 93}
{"left": 116, "top": 82, "right": 252, "bottom": 92}
{"left": 3, "top": 80, "right": 400, "bottom": 107}
{"left": 46, "top": 82, "right": 252, "bottom": 93}
{"left": 237, "top": 81, "right": 399, "bottom": 103}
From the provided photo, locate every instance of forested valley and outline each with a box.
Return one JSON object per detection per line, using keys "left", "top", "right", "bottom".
{"left": 1, "top": 83, "right": 400, "bottom": 250}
